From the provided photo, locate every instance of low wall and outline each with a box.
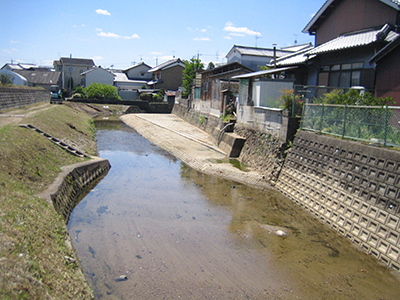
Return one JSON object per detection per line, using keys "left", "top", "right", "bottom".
{"left": 276, "top": 131, "right": 400, "bottom": 271}
{"left": 69, "top": 98, "right": 173, "bottom": 113}
{"left": 0, "top": 86, "right": 50, "bottom": 110}
{"left": 40, "top": 158, "right": 111, "bottom": 223}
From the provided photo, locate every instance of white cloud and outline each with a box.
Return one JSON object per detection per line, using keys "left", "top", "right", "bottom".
{"left": 229, "top": 33, "right": 245, "bottom": 37}
{"left": 96, "top": 9, "right": 111, "bottom": 16}
{"left": 93, "top": 56, "right": 104, "bottom": 61}
{"left": 223, "top": 21, "right": 261, "bottom": 36}
{"left": 200, "top": 28, "right": 207, "bottom": 32}
{"left": 10, "top": 40, "right": 20, "bottom": 44}
{"left": 2, "top": 48, "right": 19, "bottom": 54}
{"left": 151, "top": 51, "right": 162, "bottom": 55}
{"left": 97, "top": 31, "right": 140, "bottom": 39}
{"left": 194, "top": 37, "right": 211, "bottom": 41}
{"left": 224, "top": 36, "right": 232, "bottom": 40}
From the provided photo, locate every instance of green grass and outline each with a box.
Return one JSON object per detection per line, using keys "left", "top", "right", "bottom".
{"left": 0, "top": 104, "right": 96, "bottom": 299}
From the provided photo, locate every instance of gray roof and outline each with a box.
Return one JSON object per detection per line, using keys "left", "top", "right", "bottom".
{"left": 148, "top": 58, "right": 184, "bottom": 72}
{"left": 55, "top": 57, "right": 95, "bottom": 67}
{"left": 14, "top": 70, "right": 60, "bottom": 85}
{"left": 226, "top": 45, "right": 295, "bottom": 59}
{"left": 303, "top": 0, "right": 400, "bottom": 34}
{"left": 273, "top": 24, "right": 399, "bottom": 67}
{"left": 306, "top": 24, "right": 398, "bottom": 55}
{"left": 123, "top": 62, "right": 152, "bottom": 72}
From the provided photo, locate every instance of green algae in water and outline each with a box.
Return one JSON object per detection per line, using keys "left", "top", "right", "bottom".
{"left": 214, "top": 158, "right": 249, "bottom": 172}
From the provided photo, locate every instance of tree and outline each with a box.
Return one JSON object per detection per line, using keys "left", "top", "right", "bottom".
{"left": 182, "top": 57, "right": 204, "bottom": 98}
{"left": 84, "top": 83, "right": 121, "bottom": 100}
{"left": 207, "top": 62, "right": 215, "bottom": 70}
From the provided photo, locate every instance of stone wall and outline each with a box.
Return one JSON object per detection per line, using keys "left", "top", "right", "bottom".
{"left": 276, "top": 131, "right": 400, "bottom": 271}
{"left": 41, "top": 158, "right": 111, "bottom": 223}
{"left": 174, "top": 102, "right": 400, "bottom": 271}
{"left": 0, "top": 86, "right": 50, "bottom": 110}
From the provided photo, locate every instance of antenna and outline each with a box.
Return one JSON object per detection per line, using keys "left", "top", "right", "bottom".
{"left": 255, "top": 35, "right": 262, "bottom": 47}
{"left": 294, "top": 34, "right": 298, "bottom": 44}
{"left": 172, "top": 50, "right": 176, "bottom": 58}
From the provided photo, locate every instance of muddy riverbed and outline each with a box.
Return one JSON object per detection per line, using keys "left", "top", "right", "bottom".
{"left": 68, "top": 120, "right": 400, "bottom": 299}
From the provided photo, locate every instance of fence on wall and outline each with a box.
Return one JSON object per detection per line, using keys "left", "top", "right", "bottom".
{"left": 301, "top": 103, "right": 400, "bottom": 148}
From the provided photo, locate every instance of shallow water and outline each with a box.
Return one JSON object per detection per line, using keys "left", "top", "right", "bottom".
{"left": 68, "top": 121, "right": 400, "bottom": 300}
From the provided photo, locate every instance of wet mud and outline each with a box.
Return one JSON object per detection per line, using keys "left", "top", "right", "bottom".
{"left": 68, "top": 121, "right": 400, "bottom": 300}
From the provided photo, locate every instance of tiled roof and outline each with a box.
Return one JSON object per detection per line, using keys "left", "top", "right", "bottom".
{"left": 56, "top": 57, "right": 95, "bottom": 67}
{"left": 306, "top": 25, "right": 399, "bottom": 55}
{"left": 148, "top": 58, "right": 184, "bottom": 72}
{"left": 14, "top": 70, "right": 60, "bottom": 85}
{"left": 227, "top": 45, "right": 294, "bottom": 58}
{"left": 272, "top": 51, "right": 315, "bottom": 67}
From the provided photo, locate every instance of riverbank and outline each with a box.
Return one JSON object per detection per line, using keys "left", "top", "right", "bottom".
{"left": 0, "top": 102, "right": 118, "bottom": 299}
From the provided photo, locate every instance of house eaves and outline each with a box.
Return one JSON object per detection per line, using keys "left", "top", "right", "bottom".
{"left": 232, "top": 66, "right": 298, "bottom": 79}
{"left": 303, "top": 0, "right": 400, "bottom": 35}
{"left": 370, "top": 34, "right": 400, "bottom": 63}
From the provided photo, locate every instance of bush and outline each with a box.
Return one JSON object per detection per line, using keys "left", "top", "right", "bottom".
{"left": 140, "top": 92, "right": 152, "bottom": 101}
{"left": 152, "top": 93, "right": 163, "bottom": 102}
{"left": 72, "top": 86, "right": 86, "bottom": 98}
{"left": 279, "top": 89, "right": 303, "bottom": 117}
{"left": 0, "top": 73, "right": 14, "bottom": 85}
{"left": 84, "top": 83, "right": 121, "bottom": 100}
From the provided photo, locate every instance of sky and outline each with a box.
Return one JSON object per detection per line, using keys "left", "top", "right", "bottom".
{"left": 0, "top": 0, "right": 325, "bottom": 70}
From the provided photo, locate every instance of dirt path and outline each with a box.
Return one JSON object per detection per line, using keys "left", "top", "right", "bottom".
{"left": 120, "top": 113, "right": 271, "bottom": 189}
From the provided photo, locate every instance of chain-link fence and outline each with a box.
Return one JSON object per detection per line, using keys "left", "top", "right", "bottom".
{"left": 301, "top": 104, "right": 400, "bottom": 147}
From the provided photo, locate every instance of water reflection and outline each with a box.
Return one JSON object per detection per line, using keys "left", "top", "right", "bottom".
{"left": 68, "top": 121, "right": 400, "bottom": 300}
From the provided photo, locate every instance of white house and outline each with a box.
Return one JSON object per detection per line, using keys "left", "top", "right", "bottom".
{"left": 80, "top": 67, "right": 114, "bottom": 87}
{"left": 123, "top": 62, "right": 152, "bottom": 81}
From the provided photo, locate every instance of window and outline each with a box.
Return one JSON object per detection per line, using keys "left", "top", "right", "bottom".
{"left": 320, "top": 62, "right": 365, "bottom": 88}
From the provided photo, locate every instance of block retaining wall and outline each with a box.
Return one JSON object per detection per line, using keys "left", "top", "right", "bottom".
{"left": 276, "top": 131, "right": 400, "bottom": 271}
{"left": 0, "top": 86, "right": 50, "bottom": 110}
{"left": 41, "top": 158, "right": 111, "bottom": 223}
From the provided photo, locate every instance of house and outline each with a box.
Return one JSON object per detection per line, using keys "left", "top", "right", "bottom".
{"left": 196, "top": 61, "right": 253, "bottom": 116}
{"left": 12, "top": 70, "right": 61, "bottom": 91}
{"left": 226, "top": 44, "right": 312, "bottom": 71}
{"left": 147, "top": 58, "right": 185, "bottom": 91}
{"left": 273, "top": 0, "right": 400, "bottom": 104}
{"left": 113, "top": 71, "right": 149, "bottom": 100}
{"left": 1, "top": 62, "right": 38, "bottom": 71}
{"left": 123, "top": 62, "right": 152, "bottom": 81}
{"left": 80, "top": 67, "right": 114, "bottom": 87}
{"left": 53, "top": 57, "right": 95, "bottom": 91}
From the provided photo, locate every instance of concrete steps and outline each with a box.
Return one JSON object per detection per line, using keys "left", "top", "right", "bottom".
{"left": 19, "top": 124, "right": 89, "bottom": 158}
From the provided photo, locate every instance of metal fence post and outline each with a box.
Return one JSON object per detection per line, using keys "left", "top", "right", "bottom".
{"left": 384, "top": 105, "right": 388, "bottom": 147}
{"left": 342, "top": 104, "right": 347, "bottom": 139}
{"left": 319, "top": 104, "right": 325, "bottom": 133}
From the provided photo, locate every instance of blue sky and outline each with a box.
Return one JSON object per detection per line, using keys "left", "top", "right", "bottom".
{"left": 0, "top": 0, "right": 324, "bottom": 69}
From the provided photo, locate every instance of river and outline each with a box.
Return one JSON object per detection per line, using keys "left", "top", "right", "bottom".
{"left": 68, "top": 120, "right": 400, "bottom": 300}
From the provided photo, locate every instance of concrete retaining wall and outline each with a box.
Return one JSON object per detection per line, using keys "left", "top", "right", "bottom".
{"left": 69, "top": 98, "right": 173, "bottom": 113}
{"left": 0, "top": 86, "right": 50, "bottom": 110}
{"left": 276, "top": 131, "right": 400, "bottom": 271}
{"left": 40, "top": 158, "right": 111, "bottom": 223}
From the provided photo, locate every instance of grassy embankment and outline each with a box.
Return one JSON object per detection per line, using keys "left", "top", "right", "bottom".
{"left": 0, "top": 104, "right": 98, "bottom": 299}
